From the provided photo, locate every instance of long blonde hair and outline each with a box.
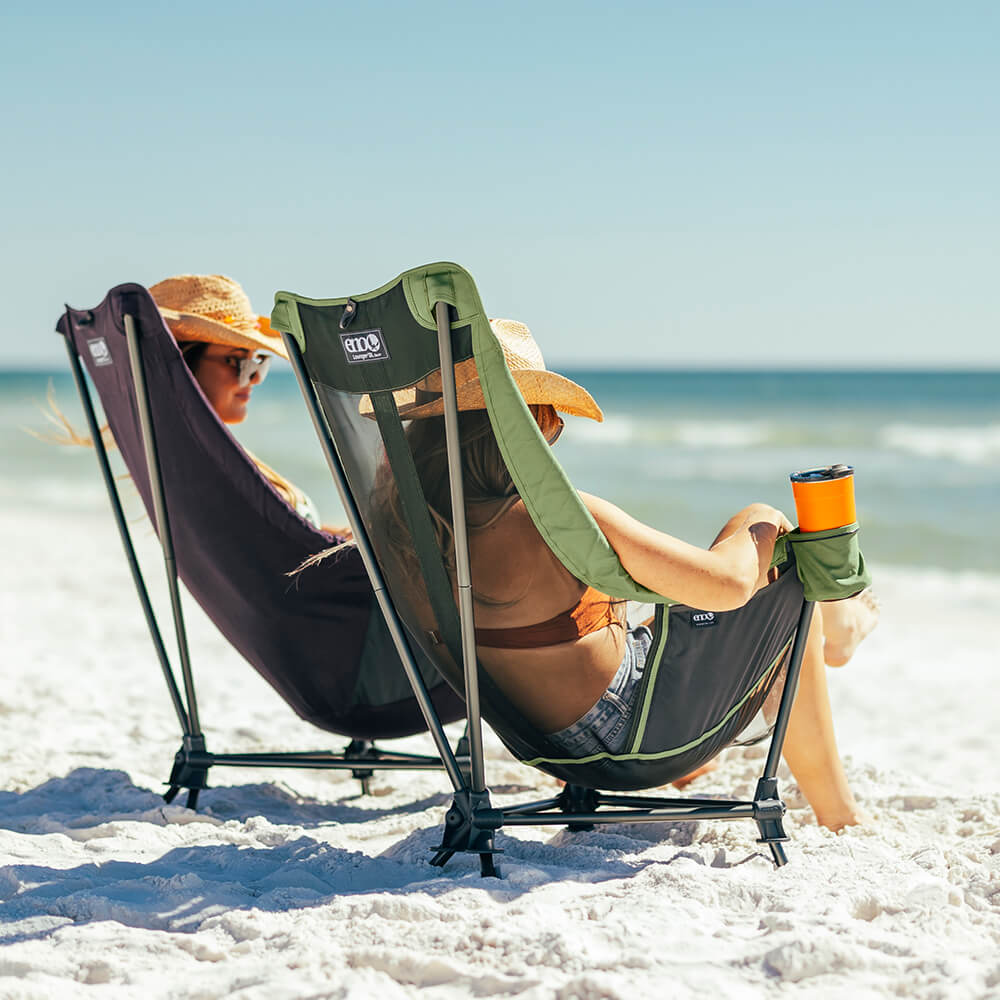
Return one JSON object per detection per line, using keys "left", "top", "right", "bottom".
{"left": 368, "top": 403, "right": 625, "bottom": 629}
{"left": 371, "top": 404, "right": 556, "bottom": 581}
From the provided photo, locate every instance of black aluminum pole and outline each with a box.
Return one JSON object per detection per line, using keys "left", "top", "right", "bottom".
{"left": 281, "top": 330, "right": 466, "bottom": 792}
{"left": 61, "top": 318, "right": 191, "bottom": 734}
{"left": 193, "top": 752, "right": 450, "bottom": 770}
{"left": 123, "top": 314, "right": 202, "bottom": 737}
{"left": 434, "top": 301, "right": 488, "bottom": 795}
{"left": 501, "top": 804, "right": 757, "bottom": 826}
{"left": 762, "top": 599, "right": 815, "bottom": 779}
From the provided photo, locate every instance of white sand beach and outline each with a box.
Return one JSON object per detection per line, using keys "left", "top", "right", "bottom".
{"left": 2, "top": 504, "right": 999, "bottom": 1000}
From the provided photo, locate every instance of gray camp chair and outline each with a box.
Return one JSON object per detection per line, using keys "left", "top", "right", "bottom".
{"left": 58, "top": 285, "right": 465, "bottom": 807}
{"left": 272, "top": 262, "right": 870, "bottom": 876}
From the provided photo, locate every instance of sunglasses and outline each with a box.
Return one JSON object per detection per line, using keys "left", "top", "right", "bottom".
{"left": 545, "top": 416, "right": 564, "bottom": 445}
{"left": 221, "top": 352, "right": 271, "bottom": 387}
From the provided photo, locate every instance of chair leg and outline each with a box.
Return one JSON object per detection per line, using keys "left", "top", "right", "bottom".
{"left": 346, "top": 738, "right": 375, "bottom": 795}
{"left": 430, "top": 788, "right": 502, "bottom": 877}
{"left": 163, "top": 735, "right": 210, "bottom": 810}
{"left": 557, "top": 783, "right": 600, "bottom": 832}
{"left": 752, "top": 776, "right": 790, "bottom": 865}
{"left": 751, "top": 599, "right": 814, "bottom": 866}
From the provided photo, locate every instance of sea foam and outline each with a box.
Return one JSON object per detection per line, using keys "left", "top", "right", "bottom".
{"left": 878, "top": 423, "right": 1000, "bottom": 465}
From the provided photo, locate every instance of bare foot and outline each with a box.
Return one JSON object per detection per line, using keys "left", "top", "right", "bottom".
{"left": 820, "top": 589, "right": 880, "bottom": 667}
{"left": 671, "top": 758, "right": 720, "bottom": 789}
{"left": 815, "top": 805, "right": 874, "bottom": 832}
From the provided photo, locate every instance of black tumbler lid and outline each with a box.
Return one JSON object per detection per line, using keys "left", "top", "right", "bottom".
{"left": 790, "top": 464, "right": 854, "bottom": 483}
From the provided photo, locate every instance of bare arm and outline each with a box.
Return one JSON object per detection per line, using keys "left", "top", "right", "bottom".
{"left": 581, "top": 493, "right": 791, "bottom": 612}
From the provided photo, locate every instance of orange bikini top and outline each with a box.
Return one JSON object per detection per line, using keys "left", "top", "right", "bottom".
{"left": 473, "top": 587, "right": 618, "bottom": 649}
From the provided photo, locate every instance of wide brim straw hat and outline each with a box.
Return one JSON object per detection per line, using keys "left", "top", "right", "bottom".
{"left": 360, "top": 318, "right": 602, "bottom": 422}
{"left": 149, "top": 274, "right": 289, "bottom": 360}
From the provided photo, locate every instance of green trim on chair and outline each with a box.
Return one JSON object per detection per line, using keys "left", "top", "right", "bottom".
{"left": 521, "top": 635, "right": 792, "bottom": 768}
{"left": 471, "top": 315, "right": 676, "bottom": 605}
{"left": 627, "top": 606, "right": 671, "bottom": 753}
{"left": 400, "top": 263, "right": 489, "bottom": 333}
{"left": 272, "top": 268, "right": 422, "bottom": 353}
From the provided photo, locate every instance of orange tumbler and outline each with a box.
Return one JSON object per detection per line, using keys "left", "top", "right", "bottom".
{"left": 790, "top": 465, "right": 857, "bottom": 532}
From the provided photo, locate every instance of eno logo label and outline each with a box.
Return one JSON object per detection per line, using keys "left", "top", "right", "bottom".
{"left": 691, "top": 611, "right": 717, "bottom": 628}
{"left": 87, "top": 337, "right": 113, "bottom": 367}
{"left": 340, "top": 328, "right": 389, "bottom": 364}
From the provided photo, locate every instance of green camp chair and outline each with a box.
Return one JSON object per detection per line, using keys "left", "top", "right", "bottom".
{"left": 271, "top": 262, "right": 870, "bottom": 877}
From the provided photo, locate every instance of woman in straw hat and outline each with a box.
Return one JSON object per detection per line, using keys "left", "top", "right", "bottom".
{"left": 50, "top": 274, "right": 326, "bottom": 529}
{"left": 370, "top": 318, "right": 878, "bottom": 831}
{"left": 150, "top": 274, "right": 285, "bottom": 427}
{"left": 146, "top": 274, "right": 321, "bottom": 526}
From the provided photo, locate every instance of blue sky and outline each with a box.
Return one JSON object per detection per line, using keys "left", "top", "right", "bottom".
{"left": 2, "top": 1, "right": 997, "bottom": 368}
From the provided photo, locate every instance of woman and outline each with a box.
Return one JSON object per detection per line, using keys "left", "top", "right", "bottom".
{"left": 50, "top": 273, "right": 325, "bottom": 529}
{"left": 372, "top": 319, "right": 878, "bottom": 832}
{"left": 149, "top": 274, "right": 321, "bottom": 527}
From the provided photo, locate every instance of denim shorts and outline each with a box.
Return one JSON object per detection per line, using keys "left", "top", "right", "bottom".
{"left": 545, "top": 625, "right": 653, "bottom": 757}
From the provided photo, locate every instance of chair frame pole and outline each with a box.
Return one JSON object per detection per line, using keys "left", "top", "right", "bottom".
{"left": 763, "top": 600, "right": 814, "bottom": 780}
{"left": 61, "top": 319, "right": 192, "bottom": 735}
{"left": 281, "top": 331, "right": 467, "bottom": 793}
{"left": 124, "top": 314, "right": 202, "bottom": 738}
{"left": 433, "top": 301, "right": 488, "bottom": 795}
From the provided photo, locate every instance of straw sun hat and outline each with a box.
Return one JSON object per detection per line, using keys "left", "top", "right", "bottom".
{"left": 362, "top": 318, "right": 602, "bottom": 422}
{"left": 149, "top": 274, "right": 289, "bottom": 360}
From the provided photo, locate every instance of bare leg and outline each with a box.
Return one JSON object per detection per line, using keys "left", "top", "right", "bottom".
{"left": 820, "top": 590, "right": 880, "bottom": 666}
{"left": 713, "top": 506, "right": 880, "bottom": 668}
{"left": 781, "top": 611, "right": 868, "bottom": 830}
{"left": 684, "top": 509, "right": 872, "bottom": 813}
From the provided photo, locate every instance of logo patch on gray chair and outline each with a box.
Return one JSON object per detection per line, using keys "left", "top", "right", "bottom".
{"left": 691, "top": 611, "right": 718, "bottom": 628}
{"left": 87, "top": 338, "right": 113, "bottom": 367}
{"left": 340, "top": 329, "right": 390, "bottom": 364}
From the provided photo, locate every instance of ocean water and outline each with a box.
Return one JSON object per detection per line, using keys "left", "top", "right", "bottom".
{"left": 4, "top": 369, "right": 998, "bottom": 573}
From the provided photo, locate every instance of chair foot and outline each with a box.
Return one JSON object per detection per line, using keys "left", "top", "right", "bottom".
{"left": 345, "top": 739, "right": 376, "bottom": 794}
{"left": 753, "top": 776, "right": 791, "bottom": 866}
{"left": 164, "top": 735, "right": 210, "bottom": 810}
{"left": 430, "top": 789, "right": 503, "bottom": 876}
{"left": 769, "top": 842, "right": 789, "bottom": 866}
{"left": 479, "top": 853, "right": 501, "bottom": 878}
{"left": 557, "top": 783, "right": 599, "bottom": 831}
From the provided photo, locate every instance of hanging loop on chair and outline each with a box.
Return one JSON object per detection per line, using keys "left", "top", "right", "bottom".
{"left": 339, "top": 298, "right": 358, "bottom": 329}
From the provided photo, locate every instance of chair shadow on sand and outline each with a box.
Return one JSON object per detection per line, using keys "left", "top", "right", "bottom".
{"left": 0, "top": 767, "right": 449, "bottom": 831}
{"left": 0, "top": 767, "right": 772, "bottom": 945}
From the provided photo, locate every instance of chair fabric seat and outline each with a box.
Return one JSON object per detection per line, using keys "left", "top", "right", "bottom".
{"left": 57, "top": 284, "right": 464, "bottom": 740}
